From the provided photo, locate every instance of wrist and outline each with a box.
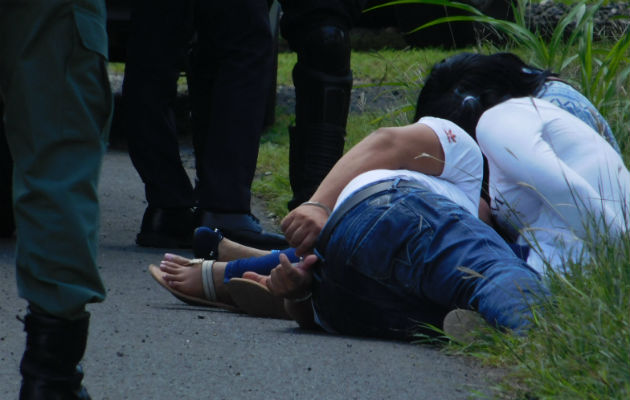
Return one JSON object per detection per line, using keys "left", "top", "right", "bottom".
{"left": 301, "top": 201, "right": 332, "bottom": 216}
{"left": 288, "top": 291, "right": 312, "bottom": 303}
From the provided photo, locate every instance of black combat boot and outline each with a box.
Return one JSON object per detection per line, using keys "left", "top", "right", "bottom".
{"left": 19, "top": 310, "right": 92, "bottom": 400}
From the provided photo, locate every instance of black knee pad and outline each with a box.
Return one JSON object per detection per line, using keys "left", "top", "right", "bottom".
{"left": 297, "top": 25, "right": 351, "bottom": 74}
{"left": 292, "top": 25, "right": 353, "bottom": 129}
{"left": 293, "top": 63, "right": 352, "bottom": 128}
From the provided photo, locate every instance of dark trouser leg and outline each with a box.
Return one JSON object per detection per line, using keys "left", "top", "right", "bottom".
{"left": 122, "top": 0, "right": 195, "bottom": 208}
{"left": 191, "top": 1, "right": 286, "bottom": 250}
{"left": 279, "top": 0, "right": 368, "bottom": 209}
{"left": 286, "top": 25, "right": 352, "bottom": 209}
{"left": 191, "top": 0, "right": 273, "bottom": 212}
{"left": 278, "top": 0, "right": 367, "bottom": 38}
{"left": 123, "top": 0, "right": 197, "bottom": 247}
{"left": 0, "top": 0, "right": 109, "bottom": 322}
{"left": 0, "top": 0, "right": 111, "bottom": 397}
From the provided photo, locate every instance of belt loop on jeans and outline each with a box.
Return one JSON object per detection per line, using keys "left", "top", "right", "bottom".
{"left": 314, "top": 178, "right": 424, "bottom": 261}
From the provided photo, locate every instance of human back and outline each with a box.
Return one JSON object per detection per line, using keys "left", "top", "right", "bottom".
{"left": 415, "top": 52, "right": 630, "bottom": 274}
{"left": 477, "top": 96, "right": 630, "bottom": 272}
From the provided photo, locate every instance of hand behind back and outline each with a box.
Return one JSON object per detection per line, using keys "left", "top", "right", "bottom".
{"left": 280, "top": 204, "right": 329, "bottom": 256}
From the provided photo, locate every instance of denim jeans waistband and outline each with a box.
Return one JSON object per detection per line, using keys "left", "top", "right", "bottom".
{"left": 314, "top": 178, "right": 426, "bottom": 260}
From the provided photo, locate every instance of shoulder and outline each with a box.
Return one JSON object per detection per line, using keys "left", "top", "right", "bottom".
{"left": 416, "top": 116, "right": 478, "bottom": 150}
{"left": 417, "top": 116, "right": 482, "bottom": 178}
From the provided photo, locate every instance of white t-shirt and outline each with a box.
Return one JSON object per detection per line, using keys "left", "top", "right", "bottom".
{"left": 335, "top": 117, "right": 483, "bottom": 216}
{"left": 477, "top": 97, "right": 630, "bottom": 273}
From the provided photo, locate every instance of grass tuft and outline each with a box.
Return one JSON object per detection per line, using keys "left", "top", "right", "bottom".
{"left": 468, "top": 234, "right": 630, "bottom": 399}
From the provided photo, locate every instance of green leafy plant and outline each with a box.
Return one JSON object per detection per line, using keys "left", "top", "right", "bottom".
{"left": 576, "top": 22, "right": 630, "bottom": 135}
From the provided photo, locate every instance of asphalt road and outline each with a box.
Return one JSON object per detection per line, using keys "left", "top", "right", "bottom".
{"left": 0, "top": 149, "right": 500, "bottom": 399}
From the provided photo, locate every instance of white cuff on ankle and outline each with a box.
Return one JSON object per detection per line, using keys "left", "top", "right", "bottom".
{"left": 201, "top": 260, "right": 216, "bottom": 302}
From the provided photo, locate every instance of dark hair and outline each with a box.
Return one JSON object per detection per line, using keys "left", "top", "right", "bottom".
{"left": 414, "top": 52, "right": 554, "bottom": 139}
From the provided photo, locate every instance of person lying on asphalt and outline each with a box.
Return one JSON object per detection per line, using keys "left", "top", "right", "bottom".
{"left": 150, "top": 116, "right": 547, "bottom": 340}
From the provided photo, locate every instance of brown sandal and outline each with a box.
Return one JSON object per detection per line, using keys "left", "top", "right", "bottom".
{"left": 148, "top": 264, "right": 240, "bottom": 312}
{"left": 225, "top": 278, "right": 290, "bottom": 320}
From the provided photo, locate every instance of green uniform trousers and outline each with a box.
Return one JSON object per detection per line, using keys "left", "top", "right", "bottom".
{"left": 0, "top": 0, "right": 112, "bottom": 319}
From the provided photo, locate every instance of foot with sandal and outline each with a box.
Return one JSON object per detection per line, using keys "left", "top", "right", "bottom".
{"left": 149, "top": 227, "right": 494, "bottom": 341}
{"left": 149, "top": 227, "right": 295, "bottom": 319}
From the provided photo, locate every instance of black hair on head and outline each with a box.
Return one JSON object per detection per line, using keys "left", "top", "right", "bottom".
{"left": 414, "top": 52, "right": 553, "bottom": 139}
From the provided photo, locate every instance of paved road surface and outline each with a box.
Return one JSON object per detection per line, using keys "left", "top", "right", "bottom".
{"left": 0, "top": 149, "right": 499, "bottom": 399}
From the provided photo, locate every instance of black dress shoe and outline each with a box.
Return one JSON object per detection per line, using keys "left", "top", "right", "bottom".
{"left": 198, "top": 211, "right": 288, "bottom": 250}
{"left": 136, "top": 206, "right": 195, "bottom": 248}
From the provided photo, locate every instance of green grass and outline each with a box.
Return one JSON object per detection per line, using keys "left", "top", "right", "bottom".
{"left": 252, "top": 113, "right": 292, "bottom": 220}
{"left": 256, "top": 1, "right": 630, "bottom": 398}
{"left": 277, "top": 48, "right": 465, "bottom": 86}
{"left": 453, "top": 234, "right": 630, "bottom": 399}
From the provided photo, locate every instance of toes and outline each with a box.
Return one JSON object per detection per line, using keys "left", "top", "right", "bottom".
{"left": 160, "top": 261, "right": 187, "bottom": 277}
{"left": 163, "top": 253, "right": 192, "bottom": 265}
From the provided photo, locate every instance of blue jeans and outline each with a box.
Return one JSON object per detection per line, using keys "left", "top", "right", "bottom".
{"left": 312, "top": 180, "right": 546, "bottom": 339}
